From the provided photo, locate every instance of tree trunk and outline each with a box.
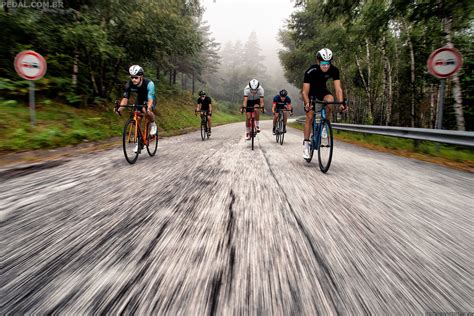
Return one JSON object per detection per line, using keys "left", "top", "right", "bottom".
{"left": 394, "top": 31, "right": 400, "bottom": 126}
{"left": 407, "top": 33, "right": 416, "bottom": 127}
{"left": 172, "top": 69, "right": 177, "bottom": 85}
{"left": 443, "top": 17, "right": 465, "bottom": 131}
{"left": 430, "top": 84, "right": 437, "bottom": 128}
{"left": 365, "top": 38, "right": 373, "bottom": 122}
{"left": 355, "top": 53, "right": 372, "bottom": 123}
{"left": 111, "top": 57, "right": 122, "bottom": 95}
{"left": 169, "top": 69, "right": 172, "bottom": 85}
{"left": 72, "top": 50, "right": 79, "bottom": 88}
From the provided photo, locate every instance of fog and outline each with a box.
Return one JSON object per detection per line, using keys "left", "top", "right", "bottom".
{"left": 202, "top": 0, "right": 297, "bottom": 81}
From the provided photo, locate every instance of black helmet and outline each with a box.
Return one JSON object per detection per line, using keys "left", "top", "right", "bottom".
{"left": 199, "top": 90, "right": 206, "bottom": 96}
{"left": 279, "top": 89, "right": 288, "bottom": 97}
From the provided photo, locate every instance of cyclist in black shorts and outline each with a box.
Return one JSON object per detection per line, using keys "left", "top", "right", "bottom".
{"left": 302, "top": 48, "right": 348, "bottom": 159}
{"left": 195, "top": 90, "right": 213, "bottom": 135}
{"left": 115, "top": 65, "right": 157, "bottom": 138}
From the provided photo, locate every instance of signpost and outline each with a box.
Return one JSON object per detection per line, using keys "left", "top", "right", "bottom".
{"left": 14, "top": 50, "right": 47, "bottom": 126}
{"left": 427, "top": 47, "right": 463, "bottom": 130}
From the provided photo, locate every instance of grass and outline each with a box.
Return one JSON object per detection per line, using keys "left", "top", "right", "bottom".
{"left": 288, "top": 122, "right": 474, "bottom": 171}
{"left": 0, "top": 94, "right": 244, "bottom": 152}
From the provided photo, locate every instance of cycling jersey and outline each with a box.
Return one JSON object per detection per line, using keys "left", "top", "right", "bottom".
{"left": 197, "top": 96, "right": 212, "bottom": 111}
{"left": 273, "top": 95, "right": 292, "bottom": 109}
{"left": 303, "top": 64, "right": 340, "bottom": 100}
{"left": 123, "top": 78, "right": 156, "bottom": 108}
{"left": 244, "top": 85, "right": 264, "bottom": 101}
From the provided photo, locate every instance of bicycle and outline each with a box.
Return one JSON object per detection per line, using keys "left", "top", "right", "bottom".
{"left": 305, "top": 98, "right": 345, "bottom": 173}
{"left": 115, "top": 101, "right": 158, "bottom": 164}
{"left": 195, "top": 110, "right": 210, "bottom": 141}
{"left": 274, "top": 107, "right": 293, "bottom": 145}
{"left": 241, "top": 105, "right": 265, "bottom": 151}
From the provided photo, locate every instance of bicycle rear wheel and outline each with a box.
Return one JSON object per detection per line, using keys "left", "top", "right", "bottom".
{"left": 146, "top": 122, "right": 158, "bottom": 157}
{"left": 318, "top": 120, "right": 333, "bottom": 173}
{"left": 123, "top": 118, "right": 139, "bottom": 164}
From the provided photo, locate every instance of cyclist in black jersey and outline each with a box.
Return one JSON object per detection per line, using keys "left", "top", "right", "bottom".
{"left": 115, "top": 65, "right": 157, "bottom": 140}
{"left": 302, "top": 48, "right": 348, "bottom": 159}
{"left": 195, "top": 90, "right": 213, "bottom": 135}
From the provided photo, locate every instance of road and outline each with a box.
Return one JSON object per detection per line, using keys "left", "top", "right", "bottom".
{"left": 1, "top": 121, "right": 473, "bottom": 314}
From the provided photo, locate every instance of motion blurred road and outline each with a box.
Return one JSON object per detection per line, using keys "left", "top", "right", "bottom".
{"left": 1, "top": 121, "right": 473, "bottom": 314}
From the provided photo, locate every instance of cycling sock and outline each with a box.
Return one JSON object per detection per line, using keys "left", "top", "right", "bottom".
{"left": 256, "top": 121, "right": 260, "bottom": 127}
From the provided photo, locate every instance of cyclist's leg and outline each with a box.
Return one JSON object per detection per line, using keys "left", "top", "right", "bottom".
{"left": 273, "top": 112, "right": 278, "bottom": 128}
{"left": 304, "top": 109, "right": 314, "bottom": 139}
{"left": 255, "top": 109, "right": 260, "bottom": 129}
{"left": 207, "top": 113, "right": 212, "bottom": 131}
{"left": 323, "top": 93, "right": 335, "bottom": 121}
{"left": 246, "top": 111, "right": 252, "bottom": 134}
{"left": 283, "top": 111, "right": 288, "bottom": 131}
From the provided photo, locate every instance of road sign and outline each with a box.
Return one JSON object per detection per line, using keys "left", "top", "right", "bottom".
{"left": 427, "top": 47, "right": 463, "bottom": 79}
{"left": 14, "top": 50, "right": 47, "bottom": 81}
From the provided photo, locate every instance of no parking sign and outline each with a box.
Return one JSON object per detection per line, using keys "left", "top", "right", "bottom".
{"left": 14, "top": 50, "right": 47, "bottom": 125}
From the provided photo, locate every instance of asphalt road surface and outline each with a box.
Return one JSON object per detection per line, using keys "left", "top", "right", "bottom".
{"left": 1, "top": 121, "right": 473, "bottom": 314}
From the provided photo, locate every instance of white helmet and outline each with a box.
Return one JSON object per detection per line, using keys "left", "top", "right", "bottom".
{"left": 249, "top": 79, "right": 260, "bottom": 91}
{"left": 316, "top": 48, "right": 333, "bottom": 61}
{"left": 129, "top": 65, "right": 144, "bottom": 76}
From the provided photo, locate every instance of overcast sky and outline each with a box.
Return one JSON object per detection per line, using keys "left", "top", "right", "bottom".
{"left": 201, "top": 0, "right": 297, "bottom": 70}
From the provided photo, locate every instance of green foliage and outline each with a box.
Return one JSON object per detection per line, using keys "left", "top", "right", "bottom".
{"left": 280, "top": 0, "right": 474, "bottom": 130}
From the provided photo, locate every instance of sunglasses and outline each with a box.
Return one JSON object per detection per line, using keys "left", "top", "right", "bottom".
{"left": 130, "top": 76, "right": 140, "bottom": 79}
{"left": 320, "top": 61, "right": 331, "bottom": 66}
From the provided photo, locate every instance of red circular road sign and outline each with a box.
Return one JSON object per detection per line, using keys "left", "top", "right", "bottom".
{"left": 427, "top": 47, "right": 463, "bottom": 78}
{"left": 14, "top": 50, "right": 47, "bottom": 80}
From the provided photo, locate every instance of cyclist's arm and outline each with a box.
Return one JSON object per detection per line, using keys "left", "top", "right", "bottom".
{"left": 259, "top": 87, "right": 264, "bottom": 107}
{"left": 334, "top": 80, "right": 343, "bottom": 103}
{"left": 146, "top": 81, "right": 156, "bottom": 110}
{"left": 243, "top": 96, "right": 248, "bottom": 108}
{"left": 302, "top": 83, "right": 310, "bottom": 108}
{"left": 272, "top": 101, "right": 276, "bottom": 113}
{"left": 208, "top": 98, "right": 212, "bottom": 113}
{"left": 121, "top": 82, "right": 131, "bottom": 106}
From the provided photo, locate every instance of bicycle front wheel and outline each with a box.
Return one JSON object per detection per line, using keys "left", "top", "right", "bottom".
{"left": 318, "top": 120, "right": 333, "bottom": 173}
{"left": 279, "top": 120, "right": 285, "bottom": 145}
{"left": 147, "top": 123, "right": 158, "bottom": 157}
{"left": 200, "top": 120, "right": 206, "bottom": 141}
{"left": 251, "top": 121, "right": 255, "bottom": 151}
{"left": 123, "top": 118, "right": 139, "bottom": 164}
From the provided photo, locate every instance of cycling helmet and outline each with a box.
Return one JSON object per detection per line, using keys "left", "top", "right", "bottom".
{"left": 279, "top": 89, "right": 288, "bottom": 97}
{"left": 199, "top": 90, "right": 206, "bottom": 96}
{"left": 249, "top": 79, "right": 260, "bottom": 91}
{"left": 316, "top": 48, "right": 333, "bottom": 61}
{"left": 129, "top": 65, "right": 144, "bottom": 76}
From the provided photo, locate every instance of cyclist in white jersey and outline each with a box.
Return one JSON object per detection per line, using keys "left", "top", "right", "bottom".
{"left": 241, "top": 79, "right": 265, "bottom": 140}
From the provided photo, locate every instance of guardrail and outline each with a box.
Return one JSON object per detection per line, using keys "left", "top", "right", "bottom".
{"left": 294, "top": 117, "right": 474, "bottom": 147}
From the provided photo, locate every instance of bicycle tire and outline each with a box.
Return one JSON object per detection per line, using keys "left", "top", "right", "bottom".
{"left": 146, "top": 122, "right": 158, "bottom": 157}
{"left": 123, "top": 118, "right": 139, "bottom": 164}
{"left": 200, "top": 118, "right": 206, "bottom": 141}
{"left": 251, "top": 119, "right": 255, "bottom": 151}
{"left": 318, "top": 120, "right": 333, "bottom": 173}
{"left": 279, "top": 120, "right": 285, "bottom": 145}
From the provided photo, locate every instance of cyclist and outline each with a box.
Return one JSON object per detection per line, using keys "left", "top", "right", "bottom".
{"left": 272, "top": 89, "right": 293, "bottom": 135}
{"left": 195, "top": 90, "right": 212, "bottom": 135}
{"left": 302, "top": 48, "right": 348, "bottom": 159}
{"left": 240, "top": 79, "right": 264, "bottom": 140}
{"left": 115, "top": 65, "right": 157, "bottom": 152}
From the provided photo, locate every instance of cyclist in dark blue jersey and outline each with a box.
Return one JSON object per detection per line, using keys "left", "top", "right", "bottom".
{"left": 272, "top": 89, "right": 293, "bottom": 135}
{"left": 115, "top": 65, "right": 157, "bottom": 138}
{"left": 302, "top": 48, "right": 348, "bottom": 159}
